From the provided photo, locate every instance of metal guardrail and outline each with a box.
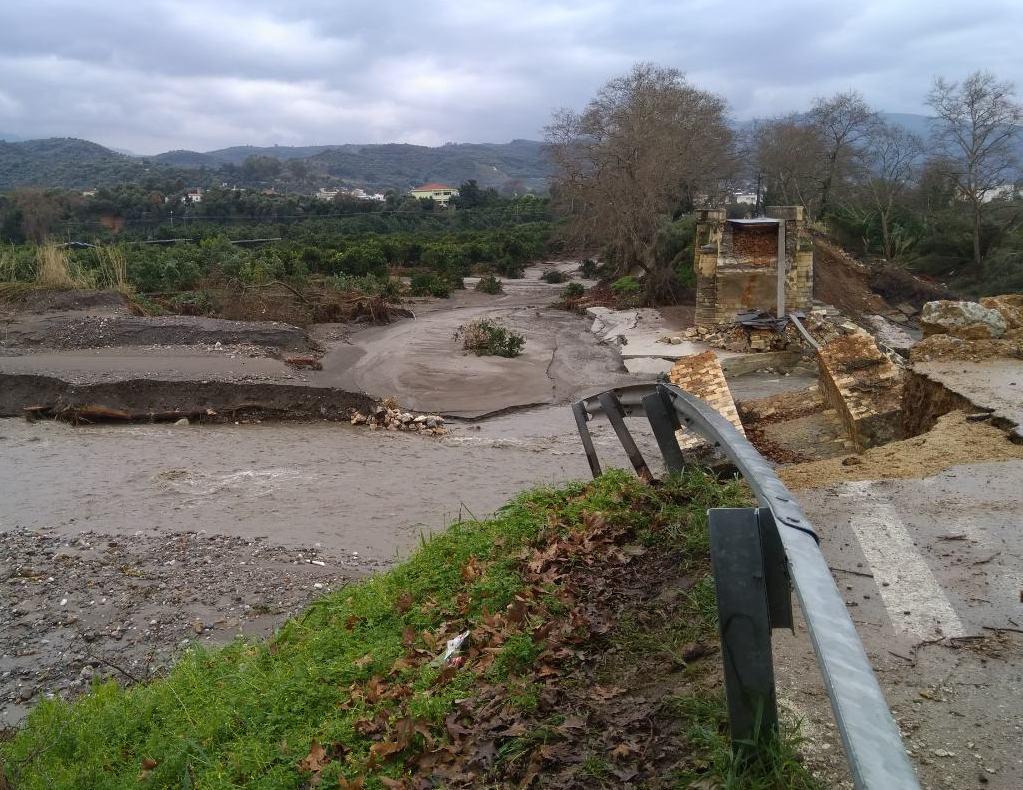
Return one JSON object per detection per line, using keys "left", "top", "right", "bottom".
{"left": 573, "top": 383, "right": 919, "bottom": 790}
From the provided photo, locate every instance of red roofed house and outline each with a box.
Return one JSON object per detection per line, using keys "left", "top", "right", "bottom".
{"left": 409, "top": 182, "right": 459, "bottom": 206}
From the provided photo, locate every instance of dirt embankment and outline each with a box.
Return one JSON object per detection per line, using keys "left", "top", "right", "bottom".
{"left": 1, "top": 312, "right": 314, "bottom": 353}
{"left": 813, "top": 237, "right": 951, "bottom": 321}
{"left": 779, "top": 411, "right": 1023, "bottom": 490}
{"left": 0, "top": 374, "right": 375, "bottom": 421}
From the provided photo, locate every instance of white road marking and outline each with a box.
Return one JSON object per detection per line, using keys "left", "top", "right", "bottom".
{"left": 838, "top": 480, "right": 968, "bottom": 640}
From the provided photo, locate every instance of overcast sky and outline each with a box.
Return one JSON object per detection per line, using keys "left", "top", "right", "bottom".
{"left": 1, "top": 0, "right": 1021, "bottom": 154}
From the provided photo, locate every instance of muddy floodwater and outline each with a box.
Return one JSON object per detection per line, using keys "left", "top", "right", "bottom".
{"left": 0, "top": 412, "right": 617, "bottom": 559}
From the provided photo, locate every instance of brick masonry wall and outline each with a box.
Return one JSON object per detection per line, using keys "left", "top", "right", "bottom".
{"left": 817, "top": 331, "right": 904, "bottom": 449}
{"left": 695, "top": 208, "right": 813, "bottom": 327}
{"left": 667, "top": 351, "right": 746, "bottom": 449}
{"left": 729, "top": 225, "right": 777, "bottom": 266}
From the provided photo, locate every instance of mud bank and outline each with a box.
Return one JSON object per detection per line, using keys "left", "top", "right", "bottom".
{"left": 0, "top": 373, "right": 375, "bottom": 421}
{"left": 1, "top": 312, "right": 314, "bottom": 353}
{"left": 0, "top": 528, "right": 377, "bottom": 727}
{"left": 320, "top": 275, "right": 631, "bottom": 418}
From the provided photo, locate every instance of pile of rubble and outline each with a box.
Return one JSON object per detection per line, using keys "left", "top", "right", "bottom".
{"left": 660, "top": 323, "right": 799, "bottom": 353}
{"left": 657, "top": 306, "right": 855, "bottom": 355}
{"left": 912, "top": 295, "right": 1023, "bottom": 362}
{"left": 349, "top": 402, "right": 447, "bottom": 436}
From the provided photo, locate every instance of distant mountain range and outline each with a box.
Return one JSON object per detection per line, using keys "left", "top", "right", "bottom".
{"left": 2, "top": 113, "right": 1015, "bottom": 193}
{"left": 0, "top": 137, "right": 551, "bottom": 193}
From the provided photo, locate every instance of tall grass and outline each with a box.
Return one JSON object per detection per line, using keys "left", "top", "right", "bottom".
{"left": 0, "top": 248, "right": 16, "bottom": 282}
{"left": 96, "top": 245, "right": 131, "bottom": 292}
{"left": 34, "top": 243, "right": 81, "bottom": 288}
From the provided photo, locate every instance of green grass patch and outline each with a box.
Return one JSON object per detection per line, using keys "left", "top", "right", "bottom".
{"left": 0, "top": 472, "right": 646, "bottom": 787}
{"left": 0, "top": 469, "right": 814, "bottom": 789}
{"left": 669, "top": 692, "right": 820, "bottom": 789}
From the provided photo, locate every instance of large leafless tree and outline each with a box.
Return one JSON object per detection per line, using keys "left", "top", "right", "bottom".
{"left": 809, "top": 91, "right": 876, "bottom": 220}
{"left": 545, "top": 63, "right": 735, "bottom": 298}
{"left": 753, "top": 117, "right": 828, "bottom": 214}
{"left": 927, "top": 71, "right": 1023, "bottom": 268}
{"left": 854, "top": 121, "right": 923, "bottom": 260}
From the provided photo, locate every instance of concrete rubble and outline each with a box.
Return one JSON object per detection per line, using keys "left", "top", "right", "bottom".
{"left": 912, "top": 295, "right": 1023, "bottom": 363}
{"left": 920, "top": 300, "right": 1008, "bottom": 339}
{"left": 817, "top": 329, "right": 904, "bottom": 450}
{"left": 667, "top": 351, "right": 745, "bottom": 449}
{"left": 349, "top": 402, "right": 447, "bottom": 435}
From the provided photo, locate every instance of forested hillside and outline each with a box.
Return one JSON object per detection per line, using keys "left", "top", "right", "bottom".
{"left": 0, "top": 138, "right": 550, "bottom": 193}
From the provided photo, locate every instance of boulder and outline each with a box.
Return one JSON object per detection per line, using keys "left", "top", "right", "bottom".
{"left": 980, "top": 294, "right": 1023, "bottom": 330}
{"left": 920, "top": 300, "right": 1007, "bottom": 339}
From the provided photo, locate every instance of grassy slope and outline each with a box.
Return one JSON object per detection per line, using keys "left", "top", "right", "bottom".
{"left": 0, "top": 470, "right": 815, "bottom": 788}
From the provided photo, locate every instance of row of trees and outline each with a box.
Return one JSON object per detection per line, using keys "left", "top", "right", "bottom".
{"left": 547, "top": 64, "right": 1023, "bottom": 297}
{"left": 0, "top": 183, "right": 550, "bottom": 245}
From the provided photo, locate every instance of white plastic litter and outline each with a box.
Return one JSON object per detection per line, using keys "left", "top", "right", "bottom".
{"left": 431, "top": 630, "right": 471, "bottom": 666}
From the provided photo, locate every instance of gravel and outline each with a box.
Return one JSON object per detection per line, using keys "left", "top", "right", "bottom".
{"left": 0, "top": 528, "right": 386, "bottom": 727}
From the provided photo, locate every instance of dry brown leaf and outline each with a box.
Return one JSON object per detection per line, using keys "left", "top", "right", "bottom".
{"left": 298, "top": 739, "right": 329, "bottom": 773}
{"left": 344, "top": 615, "right": 362, "bottom": 631}
{"left": 365, "top": 676, "right": 385, "bottom": 704}
{"left": 354, "top": 653, "right": 373, "bottom": 669}
{"left": 395, "top": 592, "right": 413, "bottom": 613}
{"left": 460, "top": 556, "right": 482, "bottom": 582}
{"left": 337, "top": 775, "right": 365, "bottom": 790}
{"left": 369, "top": 740, "right": 402, "bottom": 760}
{"left": 506, "top": 596, "right": 527, "bottom": 624}
{"left": 140, "top": 758, "right": 158, "bottom": 770}
{"left": 591, "top": 684, "right": 624, "bottom": 700}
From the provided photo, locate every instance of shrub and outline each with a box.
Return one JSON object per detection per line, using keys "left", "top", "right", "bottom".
{"left": 579, "top": 259, "right": 599, "bottom": 278}
{"left": 561, "top": 282, "right": 585, "bottom": 300}
{"left": 540, "top": 268, "right": 566, "bottom": 284}
{"left": 494, "top": 256, "right": 525, "bottom": 279}
{"left": 410, "top": 272, "right": 451, "bottom": 298}
{"left": 456, "top": 318, "right": 524, "bottom": 358}
{"left": 611, "top": 275, "right": 641, "bottom": 296}
{"left": 475, "top": 273, "right": 503, "bottom": 294}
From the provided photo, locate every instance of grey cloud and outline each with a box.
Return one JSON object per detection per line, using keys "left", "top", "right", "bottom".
{"left": 0, "top": 0, "right": 1020, "bottom": 153}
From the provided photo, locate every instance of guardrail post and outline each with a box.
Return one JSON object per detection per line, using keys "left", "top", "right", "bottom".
{"left": 641, "top": 391, "right": 686, "bottom": 474}
{"left": 757, "top": 508, "right": 793, "bottom": 630}
{"left": 572, "top": 402, "right": 602, "bottom": 478}
{"left": 708, "top": 507, "right": 778, "bottom": 745}
{"left": 596, "top": 391, "right": 653, "bottom": 481}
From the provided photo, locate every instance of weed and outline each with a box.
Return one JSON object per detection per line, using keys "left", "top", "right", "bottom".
{"left": 540, "top": 268, "right": 566, "bottom": 284}
{"left": 669, "top": 692, "right": 820, "bottom": 789}
{"left": 474, "top": 273, "right": 503, "bottom": 294}
{"left": 488, "top": 633, "right": 539, "bottom": 680}
{"left": 35, "top": 243, "right": 82, "bottom": 288}
{"left": 455, "top": 318, "right": 525, "bottom": 357}
{"left": 610, "top": 275, "right": 641, "bottom": 297}
{"left": 561, "top": 281, "right": 585, "bottom": 300}
{"left": 95, "top": 246, "right": 131, "bottom": 293}
{"left": 579, "top": 258, "right": 599, "bottom": 278}
{"left": 579, "top": 754, "right": 612, "bottom": 780}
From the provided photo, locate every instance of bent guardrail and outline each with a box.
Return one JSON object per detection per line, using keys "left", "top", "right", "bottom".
{"left": 572, "top": 383, "right": 919, "bottom": 790}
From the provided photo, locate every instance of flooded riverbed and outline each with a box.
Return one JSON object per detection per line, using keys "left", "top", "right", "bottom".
{"left": 0, "top": 413, "right": 617, "bottom": 560}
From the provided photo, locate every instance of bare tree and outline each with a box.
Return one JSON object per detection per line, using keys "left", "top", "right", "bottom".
{"left": 12, "top": 188, "right": 63, "bottom": 243}
{"left": 753, "top": 117, "right": 828, "bottom": 215}
{"left": 855, "top": 121, "right": 923, "bottom": 259}
{"left": 927, "top": 71, "right": 1023, "bottom": 268}
{"left": 809, "top": 91, "right": 876, "bottom": 220}
{"left": 545, "top": 63, "right": 735, "bottom": 299}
